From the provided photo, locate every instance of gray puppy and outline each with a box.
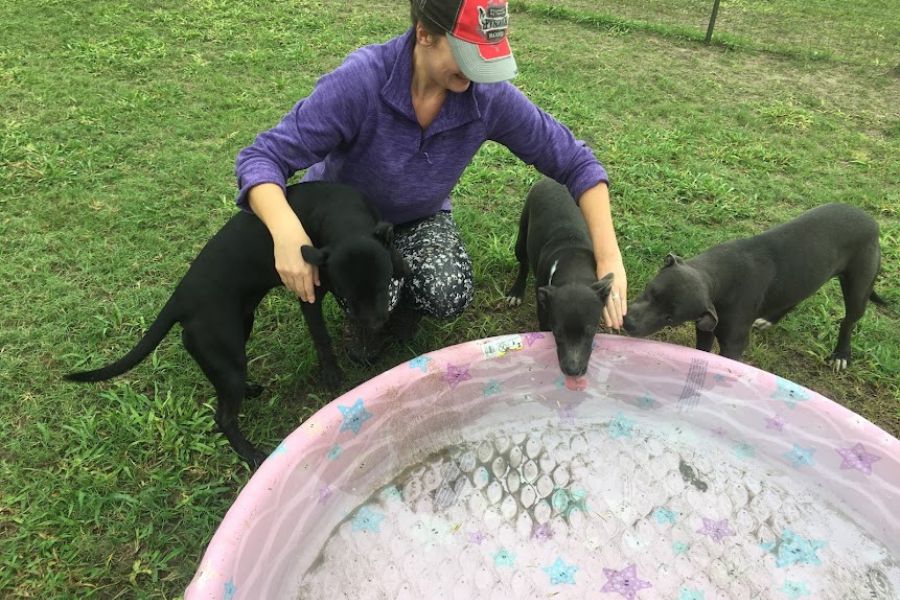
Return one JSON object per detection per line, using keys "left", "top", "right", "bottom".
{"left": 624, "top": 203, "right": 885, "bottom": 369}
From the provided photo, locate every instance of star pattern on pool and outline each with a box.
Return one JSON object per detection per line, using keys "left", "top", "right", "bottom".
{"left": 781, "top": 579, "right": 812, "bottom": 598}
{"left": 679, "top": 588, "right": 705, "bottom": 600}
{"left": 608, "top": 412, "right": 635, "bottom": 438}
{"left": 543, "top": 557, "right": 578, "bottom": 585}
{"left": 408, "top": 355, "right": 431, "bottom": 372}
{"left": 765, "top": 414, "right": 786, "bottom": 432}
{"left": 483, "top": 380, "right": 502, "bottom": 397}
{"left": 785, "top": 444, "right": 816, "bottom": 467}
{"left": 600, "top": 563, "right": 652, "bottom": 599}
{"left": 653, "top": 507, "right": 677, "bottom": 525}
{"left": 351, "top": 506, "right": 385, "bottom": 533}
{"left": 523, "top": 332, "right": 545, "bottom": 346}
{"left": 493, "top": 548, "right": 515, "bottom": 567}
{"left": 771, "top": 377, "right": 810, "bottom": 408}
{"left": 836, "top": 442, "right": 881, "bottom": 475}
{"left": 697, "top": 517, "right": 735, "bottom": 543}
{"left": 338, "top": 398, "right": 372, "bottom": 434}
{"left": 443, "top": 363, "right": 471, "bottom": 388}
{"left": 761, "top": 529, "right": 825, "bottom": 568}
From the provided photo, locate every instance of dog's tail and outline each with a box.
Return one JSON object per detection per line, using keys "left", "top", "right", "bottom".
{"left": 65, "top": 301, "right": 179, "bottom": 383}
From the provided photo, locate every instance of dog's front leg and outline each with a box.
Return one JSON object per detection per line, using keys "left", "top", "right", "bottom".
{"left": 300, "top": 299, "right": 343, "bottom": 389}
{"left": 695, "top": 327, "right": 715, "bottom": 353}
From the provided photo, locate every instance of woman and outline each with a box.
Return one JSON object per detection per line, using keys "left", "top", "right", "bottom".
{"left": 235, "top": 0, "right": 627, "bottom": 360}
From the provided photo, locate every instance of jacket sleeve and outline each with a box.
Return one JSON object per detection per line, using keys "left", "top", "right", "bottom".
{"left": 234, "top": 53, "right": 373, "bottom": 211}
{"left": 483, "top": 83, "right": 608, "bottom": 203}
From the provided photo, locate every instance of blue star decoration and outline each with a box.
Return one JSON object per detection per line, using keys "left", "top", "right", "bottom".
{"left": 733, "top": 442, "right": 756, "bottom": 459}
{"left": 493, "top": 548, "right": 516, "bottom": 567}
{"left": 672, "top": 541, "right": 690, "bottom": 555}
{"left": 761, "top": 529, "right": 825, "bottom": 568}
{"left": 781, "top": 579, "right": 811, "bottom": 598}
{"left": 270, "top": 441, "right": 287, "bottom": 456}
{"left": 653, "top": 507, "right": 677, "bottom": 525}
{"left": 543, "top": 557, "right": 578, "bottom": 585}
{"left": 223, "top": 579, "right": 236, "bottom": 600}
{"left": 679, "top": 588, "right": 705, "bottom": 600}
{"left": 351, "top": 506, "right": 385, "bottom": 533}
{"left": 338, "top": 398, "right": 372, "bottom": 434}
{"left": 326, "top": 444, "right": 342, "bottom": 460}
{"left": 771, "top": 377, "right": 810, "bottom": 409}
{"left": 483, "top": 380, "right": 502, "bottom": 397}
{"left": 784, "top": 444, "right": 816, "bottom": 467}
{"left": 409, "top": 355, "right": 431, "bottom": 372}
{"left": 608, "top": 412, "right": 635, "bottom": 438}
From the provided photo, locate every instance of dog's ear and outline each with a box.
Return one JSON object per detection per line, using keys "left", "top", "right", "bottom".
{"left": 591, "top": 272, "right": 614, "bottom": 300}
{"left": 696, "top": 306, "right": 718, "bottom": 332}
{"left": 301, "top": 245, "right": 330, "bottom": 266}
{"left": 664, "top": 253, "right": 684, "bottom": 268}
{"left": 373, "top": 221, "right": 394, "bottom": 247}
{"left": 537, "top": 286, "right": 553, "bottom": 309}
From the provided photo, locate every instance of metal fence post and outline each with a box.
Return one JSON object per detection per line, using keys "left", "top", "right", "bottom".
{"left": 706, "top": 0, "right": 721, "bottom": 43}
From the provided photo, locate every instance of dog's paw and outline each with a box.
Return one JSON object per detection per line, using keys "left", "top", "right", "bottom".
{"left": 505, "top": 295, "right": 523, "bottom": 307}
{"left": 827, "top": 354, "right": 850, "bottom": 372}
{"left": 245, "top": 382, "right": 265, "bottom": 399}
{"left": 753, "top": 318, "right": 773, "bottom": 330}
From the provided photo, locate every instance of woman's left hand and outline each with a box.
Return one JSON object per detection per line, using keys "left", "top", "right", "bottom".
{"left": 597, "top": 255, "right": 627, "bottom": 330}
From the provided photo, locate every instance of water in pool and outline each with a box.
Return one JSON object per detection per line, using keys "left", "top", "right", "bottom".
{"left": 297, "top": 416, "right": 898, "bottom": 599}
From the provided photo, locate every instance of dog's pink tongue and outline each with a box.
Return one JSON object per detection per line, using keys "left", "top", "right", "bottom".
{"left": 564, "top": 376, "right": 588, "bottom": 391}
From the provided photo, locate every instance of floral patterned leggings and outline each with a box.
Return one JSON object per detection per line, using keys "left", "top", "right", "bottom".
{"left": 386, "top": 211, "right": 474, "bottom": 319}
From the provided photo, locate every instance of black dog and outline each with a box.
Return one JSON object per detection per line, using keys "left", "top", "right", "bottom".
{"left": 66, "top": 182, "right": 406, "bottom": 467}
{"left": 624, "top": 203, "right": 884, "bottom": 368}
{"left": 506, "top": 178, "right": 614, "bottom": 376}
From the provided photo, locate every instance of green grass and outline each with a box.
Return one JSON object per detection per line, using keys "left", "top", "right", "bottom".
{"left": 1, "top": 0, "right": 898, "bottom": 596}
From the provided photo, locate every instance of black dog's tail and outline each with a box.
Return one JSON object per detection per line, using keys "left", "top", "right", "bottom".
{"left": 65, "top": 300, "right": 179, "bottom": 383}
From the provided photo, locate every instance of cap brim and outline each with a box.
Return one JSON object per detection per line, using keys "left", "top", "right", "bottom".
{"left": 447, "top": 34, "right": 518, "bottom": 84}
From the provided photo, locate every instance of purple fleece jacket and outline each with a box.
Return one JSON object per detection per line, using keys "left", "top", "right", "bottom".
{"left": 235, "top": 29, "right": 607, "bottom": 225}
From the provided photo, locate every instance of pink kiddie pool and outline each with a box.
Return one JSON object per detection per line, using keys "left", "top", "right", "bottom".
{"left": 186, "top": 334, "right": 900, "bottom": 599}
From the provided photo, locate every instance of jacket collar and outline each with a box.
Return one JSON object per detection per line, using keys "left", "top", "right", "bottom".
{"left": 381, "top": 29, "right": 482, "bottom": 138}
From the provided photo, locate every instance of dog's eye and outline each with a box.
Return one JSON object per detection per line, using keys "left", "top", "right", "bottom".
{"left": 665, "top": 316, "right": 674, "bottom": 324}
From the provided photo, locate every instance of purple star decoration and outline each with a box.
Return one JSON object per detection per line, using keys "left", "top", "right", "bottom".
{"left": 601, "top": 563, "right": 652, "bottom": 599}
{"left": 697, "top": 517, "right": 735, "bottom": 543}
{"left": 443, "top": 363, "right": 471, "bottom": 388}
{"left": 836, "top": 442, "right": 881, "bottom": 475}
{"left": 524, "top": 332, "right": 545, "bottom": 346}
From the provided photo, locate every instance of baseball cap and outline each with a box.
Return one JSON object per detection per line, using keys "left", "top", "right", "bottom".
{"left": 416, "top": 0, "right": 518, "bottom": 83}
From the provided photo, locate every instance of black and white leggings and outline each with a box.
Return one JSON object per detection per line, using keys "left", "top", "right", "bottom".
{"left": 385, "top": 211, "right": 474, "bottom": 319}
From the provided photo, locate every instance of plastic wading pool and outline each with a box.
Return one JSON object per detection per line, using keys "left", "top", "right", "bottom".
{"left": 185, "top": 334, "right": 899, "bottom": 600}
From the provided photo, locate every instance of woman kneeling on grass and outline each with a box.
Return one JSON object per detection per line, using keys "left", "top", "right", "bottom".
{"left": 235, "top": 0, "right": 627, "bottom": 361}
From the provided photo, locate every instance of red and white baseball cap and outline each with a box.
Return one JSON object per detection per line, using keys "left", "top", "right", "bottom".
{"left": 416, "top": 0, "right": 518, "bottom": 83}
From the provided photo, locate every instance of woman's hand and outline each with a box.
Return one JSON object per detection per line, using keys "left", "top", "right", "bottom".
{"left": 272, "top": 223, "right": 319, "bottom": 303}
{"left": 247, "top": 183, "right": 320, "bottom": 303}
{"left": 597, "top": 255, "right": 627, "bottom": 330}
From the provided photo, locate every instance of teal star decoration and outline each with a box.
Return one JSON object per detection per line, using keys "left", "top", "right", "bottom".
{"left": 784, "top": 444, "right": 816, "bottom": 467}
{"left": 223, "top": 579, "right": 236, "bottom": 600}
{"left": 672, "top": 541, "right": 690, "bottom": 555}
{"left": 653, "top": 507, "right": 677, "bottom": 525}
{"left": 483, "top": 380, "right": 502, "bottom": 397}
{"left": 733, "top": 442, "right": 755, "bottom": 459}
{"left": 763, "top": 530, "right": 825, "bottom": 568}
{"left": 270, "top": 441, "right": 287, "bottom": 456}
{"left": 638, "top": 394, "right": 656, "bottom": 409}
{"left": 338, "top": 398, "right": 372, "bottom": 434}
{"left": 608, "top": 412, "right": 635, "bottom": 438}
{"left": 326, "top": 444, "right": 342, "bottom": 460}
{"left": 771, "top": 377, "right": 809, "bottom": 409}
{"left": 409, "top": 355, "right": 431, "bottom": 372}
{"left": 543, "top": 557, "right": 578, "bottom": 585}
{"left": 679, "top": 588, "right": 704, "bottom": 600}
{"left": 493, "top": 547, "right": 516, "bottom": 567}
{"left": 351, "top": 506, "right": 385, "bottom": 533}
{"left": 781, "top": 579, "right": 811, "bottom": 598}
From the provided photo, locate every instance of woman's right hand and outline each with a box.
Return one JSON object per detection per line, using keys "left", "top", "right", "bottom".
{"left": 247, "top": 183, "right": 320, "bottom": 303}
{"left": 272, "top": 223, "right": 319, "bottom": 303}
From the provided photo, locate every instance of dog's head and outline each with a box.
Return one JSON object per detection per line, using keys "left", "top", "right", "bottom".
{"left": 538, "top": 273, "right": 613, "bottom": 377}
{"left": 301, "top": 221, "right": 408, "bottom": 331}
{"left": 623, "top": 253, "right": 717, "bottom": 337}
